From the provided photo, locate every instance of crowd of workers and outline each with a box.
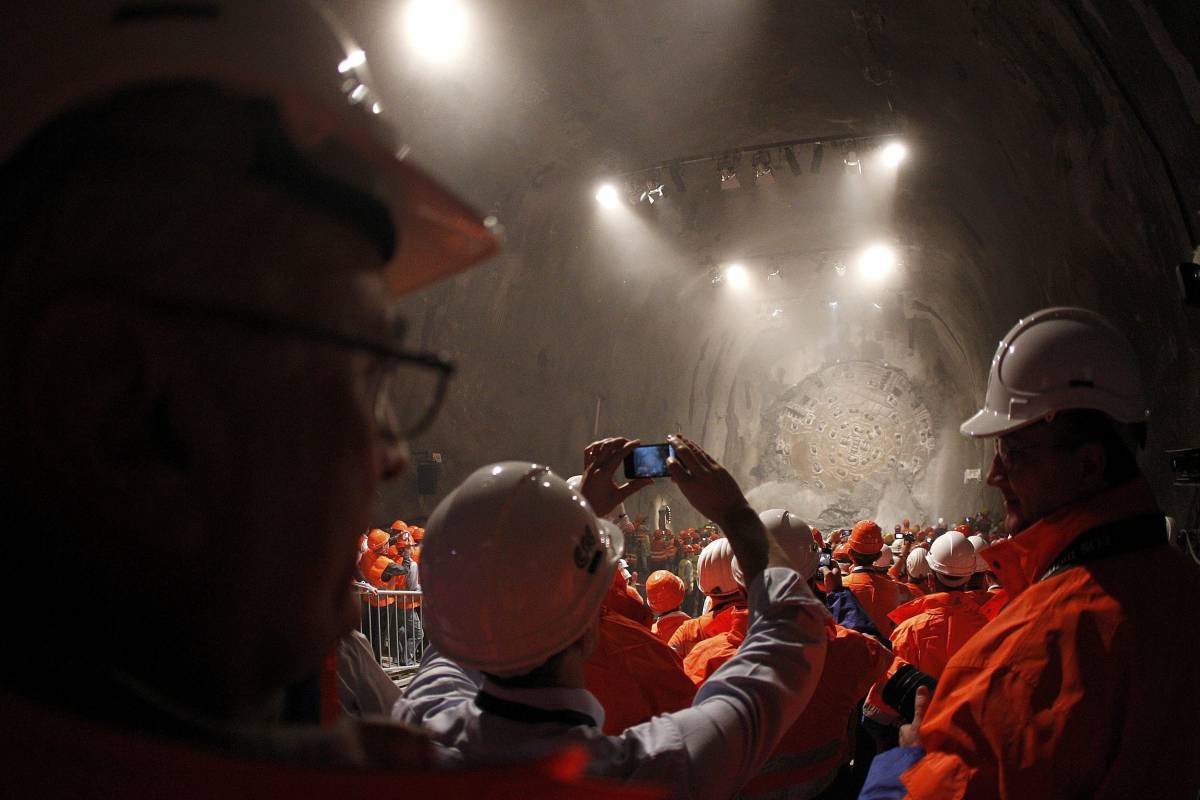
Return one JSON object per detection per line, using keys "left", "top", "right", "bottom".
{"left": 4, "top": 3, "right": 1200, "bottom": 799}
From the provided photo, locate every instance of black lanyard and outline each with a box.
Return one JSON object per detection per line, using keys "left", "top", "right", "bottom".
{"left": 1038, "top": 513, "right": 1166, "bottom": 583}
{"left": 474, "top": 691, "right": 597, "bottom": 729}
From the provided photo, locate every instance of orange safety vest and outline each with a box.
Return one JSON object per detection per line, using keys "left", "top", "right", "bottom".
{"left": 666, "top": 602, "right": 743, "bottom": 659}
{"left": 902, "top": 477, "right": 1200, "bottom": 799}
{"left": 843, "top": 569, "right": 904, "bottom": 638}
{"left": 582, "top": 608, "right": 697, "bottom": 735}
{"left": 650, "top": 610, "right": 690, "bottom": 644}
{"left": 1, "top": 692, "right": 665, "bottom": 800}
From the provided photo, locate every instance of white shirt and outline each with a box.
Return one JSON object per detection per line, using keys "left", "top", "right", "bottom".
{"left": 393, "top": 567, "right": 829, "bottom": 800}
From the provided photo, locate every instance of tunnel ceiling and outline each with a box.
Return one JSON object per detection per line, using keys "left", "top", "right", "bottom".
{"left": 337, "top": 1, "right": 1200, "bottom": 526}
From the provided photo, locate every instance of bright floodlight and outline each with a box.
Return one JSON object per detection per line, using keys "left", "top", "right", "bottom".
{"left": 404, "top": 0, "right": 470, "bottom": 62}
{"left": 881, "top": 142, "right": 908, "bottom": 167}
{"left": 725, "top": 263, "right": 749, "bottom": 290}
{"left": 858, "top": 244, "right": 897, "bottom": 281}
{"left": 594, "top": 183, "right": 620, "bottom": 209}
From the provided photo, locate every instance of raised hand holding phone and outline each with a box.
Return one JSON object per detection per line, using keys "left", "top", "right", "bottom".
{"left": 580, "top": 437, "right": 653, "bottom": 518}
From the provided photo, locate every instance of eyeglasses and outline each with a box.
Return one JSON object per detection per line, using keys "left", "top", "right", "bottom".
{"left": 992, "top": 439, "right": 1065, "bottom": 472}
{"left": 68, "top": 280, "right": 454, "bottom": 440}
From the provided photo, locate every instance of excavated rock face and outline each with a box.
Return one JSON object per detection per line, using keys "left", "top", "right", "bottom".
{"left": 342, "top": 2, "right": 1200, "bottom": 528}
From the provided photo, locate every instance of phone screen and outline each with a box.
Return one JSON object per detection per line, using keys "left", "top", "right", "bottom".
{"left": 624, "top": 443, "right": 675, "bottom": 479}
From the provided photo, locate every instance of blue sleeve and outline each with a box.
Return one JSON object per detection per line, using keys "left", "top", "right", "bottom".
{"left": 858, "top": 746, "right": 925, "bottom": 799}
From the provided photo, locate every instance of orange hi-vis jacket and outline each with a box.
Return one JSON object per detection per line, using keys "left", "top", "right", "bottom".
{"left": 651, "top": 610, "right": 690, "bottom": 644}
{"left": 681, "top": 608, "right": 750, "bottom": 684}
{"left": 357, "top": 549, "right": 398, "bottom": 608}
{"left": 902, "top": 477, "right": 1200, "bottom": 799}
{"left": 683, "top": 614, "right": 892, "bottom": 796}
{"left": 843, "top": 568, "right": 903, "bottom": 639}
{"left": 886, "top": 590, "right": 989, "bottom": 680}
{"left": 583, "top": 607, "right": 697, "bottom": 735}
{"left": 667, "top": 601, "right": 744, "bottom": 659}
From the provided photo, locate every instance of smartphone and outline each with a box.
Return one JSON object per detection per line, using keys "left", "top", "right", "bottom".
{"left": 624, "top": 443, "right": 675, "bottom": 479}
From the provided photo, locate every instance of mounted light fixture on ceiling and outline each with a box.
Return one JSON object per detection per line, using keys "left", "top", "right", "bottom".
{"left": 843, "top": 146, "right": 862, "bottom": 174}
{"left": 403, "top": 0, "right": 470, "bottom": 63}
{"left": 783, "top": 146, "right": 802, "bottom": 176}
{"left": 594, "top": 182, "right": 620, "bottom": 209}
{"left": 857, "top": 243, "right": 898, "bottom": 281}
{"left": 718, "top": 153, "right": 741, "bottom": 190}
{"left": 639, "top": 177, "right": 666, "bottom": 204}
{"left": 752, "top": 150, "right": 774, "bottom": 185}
{"left": 724, "top": 263, "right": 749, "bottom": 289}
{"left": 880, "top": 141, "right": 908, "bottom": 167}
{"left": 669, "top": 163, "right": 686, "bottom": 193}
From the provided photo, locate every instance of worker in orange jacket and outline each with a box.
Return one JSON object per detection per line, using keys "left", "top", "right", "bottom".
{"left": 667, "top": 537, "right": 745, "bottom": 658}
{"left": 861, "top": 308, "right": 1200, "bottom": 799}
{"left": 843, "top": 520, "right": 904, "bottom": 640}
{"left": 645, "top": 570, "right": 690, "bottom": 643}
{"left": 584, "top": 600, "right": 698, "bottom": 735}
{"left": 863, "top": 532, "right": 990, "bottom": 753}
{"left": 685, "top": 509, "right": 893, "bottom": 797}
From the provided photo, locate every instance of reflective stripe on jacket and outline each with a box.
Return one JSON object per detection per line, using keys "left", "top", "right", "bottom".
{"left": 902, "top": 477, "right": 1200, "bottom": 799}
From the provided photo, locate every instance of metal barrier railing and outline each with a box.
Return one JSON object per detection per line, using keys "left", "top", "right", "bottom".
{"left": 354, "top": 582, "right": 424, "bottom": 672}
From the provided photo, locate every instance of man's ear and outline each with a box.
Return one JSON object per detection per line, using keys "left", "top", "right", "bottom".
{"left": 21, "top": 300, "right": 198, "bottom": 549}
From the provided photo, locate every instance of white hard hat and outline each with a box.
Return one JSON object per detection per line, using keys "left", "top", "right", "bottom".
{"left": 961, "top": 308, "right": 1148, "bottom": 438}
{"left": 906, "top": 547, "right": 931, "bottom": 579}
{"left": 967, "top": 534, "right": 990, "bottom": 574}
{"left": 758, "top": 508, "right": 820, "bottom": 580}
{"left": 2, "top": 1, "right": 497, "bottom": 296}
{"left": 420, "top": 462, "right": 623, "bottom": 676}
{"left": 698, "top": 538, "right": 744, "bottom": 596}
{"left": 874, "top": 548, "right": 894, "bottom": 569}
{"left": 927, "top": 531, "right": 976, "bottom": 584}
{"left": 890, "top": 538, "right": 905, "bottom": 556}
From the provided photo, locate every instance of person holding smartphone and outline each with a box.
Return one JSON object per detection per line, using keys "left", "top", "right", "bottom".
{"left": 397, "top": 434, "right": 831, "bottom": 800}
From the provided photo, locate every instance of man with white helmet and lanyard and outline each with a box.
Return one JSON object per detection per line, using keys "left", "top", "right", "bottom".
{"left": 395, "top": 434, "right": 831, "bottom": 800}
{"left": 0, "top": 3, "right": 669, "bottom": 797}
{"left": 861, "top": 308, "right": 1200, "bottom": 799}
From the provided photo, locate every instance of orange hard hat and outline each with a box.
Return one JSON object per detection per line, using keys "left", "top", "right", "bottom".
{"left": 367, "top": 529, "right": 390, "bottom": 552}
{"left": 849, "top": 520, "right": 884, "bottom": 555}
{"left": 645, "top": 570, "right": 686, "bottom": 613}
{"left": 832, "top": 543, "right": 853, "bottom": 561}
{"left": 390, "top": 520, "right": 409, "bottom": 532}
{"left": 410, "top": 526, "right": 425, "bottom": 542}
{"left": 954, "top": 523, "right": 975, "bottom": 536}
{"left": 902, "top": 518, "right": 910, "bottom": 528}
{"left": 810, "top": 527, "right": 823, "bottom": 547}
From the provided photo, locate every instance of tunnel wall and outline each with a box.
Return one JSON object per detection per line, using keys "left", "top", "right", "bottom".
{"left": 376, "top": 1, "right": 1200, "bottom": 532}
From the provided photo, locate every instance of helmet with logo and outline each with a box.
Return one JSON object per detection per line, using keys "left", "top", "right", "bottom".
{"left": 758, "top": 509, "right": 820, "bottom": 580}
{"left": 420, "top": 462, "right": 623, "bottom": 676}
{"left": 645, "top": 570, "right": 686, "bottom": 613}
{"left": 961, "top": 307, "right": 1148, "bottom": 438}
{"left": 3, "top": 0, "right": 497, "bottom": 298}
